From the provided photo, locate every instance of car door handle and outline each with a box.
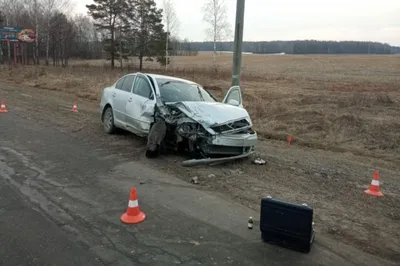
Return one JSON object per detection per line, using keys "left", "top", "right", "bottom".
{"left": 128, "top": 97, "right": 132, "bottom": 102}
{"left": 112, "top": 92, "right": 116, "bottom": 97}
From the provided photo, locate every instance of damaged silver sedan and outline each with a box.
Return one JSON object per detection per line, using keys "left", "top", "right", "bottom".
{"left": 100, "top": 72, "right": 257, "bottom": 165}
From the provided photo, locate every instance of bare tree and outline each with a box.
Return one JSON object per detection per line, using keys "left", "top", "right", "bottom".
{"left": 42, "top": 0, "right": 72, "bottom": 65}
{"left": 161, "top": 0, "right": 179, "bottom": 71}
{"left": 1, "top": 0, "right": 36, "bottom": 64}
{"left": 73, "top": 14, "right": 98, "bottom": 59}
{"left": 0, "top": 0, "right": 31, "bottom": 26}
{"left": 0, "top": 0, "right": 17, "bottom": 25}
{"left": 23, "top": 0, "right": 43, "bottom": 64}
{"left": 50, "top": 12, "right": 75, "bottom": 67}
{"left": 202, "top": 0, "right": 231, "bottom": 68}
{"left": 0, "top": 0, "right": 107, "bottom": 65}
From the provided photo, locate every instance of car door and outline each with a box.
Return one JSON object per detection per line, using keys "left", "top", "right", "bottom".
{"left": 111, "top": 76, "right": 126, "bottom": 125}
{"left": 114, "top": 74, "right": 136, "bottom": 127}
{"left": 125, "top": 74, "right": 156, "bottom": 136}
{"left": 222, "top": 86, "right": 243, "bottom": 108}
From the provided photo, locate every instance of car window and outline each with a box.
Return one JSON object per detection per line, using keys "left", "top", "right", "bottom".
{"left": 133, "top": 76, "right": 153, "bottom": 98}
{"left": 115, "top": 77, "right": 125, "bottom": 90}
{"left": 156, "top": 78, "right": 216, "bottom": 103}
{"left": 121, "top": 75, "right": 135, "bottom": 92}
{"left": 226, "top": 89, "right": 240, "bottom": 103}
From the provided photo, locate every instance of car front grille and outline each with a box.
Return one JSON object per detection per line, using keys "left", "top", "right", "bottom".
{"left": 211, "top": 119, "right": 250, "bottom": 133}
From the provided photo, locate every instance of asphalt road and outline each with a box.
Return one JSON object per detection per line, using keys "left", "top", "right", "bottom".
{"left": 0, "top": 99, "right": 285, "bottom": 266}
{"left": 0, "top": 82, "right": 391, "bottom": 266}
{"left": 0, "top": 180, "right": 101, "bottom": 266}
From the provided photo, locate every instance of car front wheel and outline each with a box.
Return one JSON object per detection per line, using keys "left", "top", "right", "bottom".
{"left": 103, "top": 106, "right": 116, "bottom": 134}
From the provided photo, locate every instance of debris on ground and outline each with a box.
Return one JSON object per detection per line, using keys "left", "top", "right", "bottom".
{"left": 248, "top": 217, "right": 253, "bottom": 229}
{"left": 208, "top": 174, "right": 216, "bottom": 178}
{"left": 228, "top": 169, "right": 244, "bottom": 176}
{"left": 182, "top": 152, "right": 252, "bottom": 167}
{"left": 319, "top": 168, "right": 329, "bottom": 178}
{"left": 191, "top": 176, "right": 199, "bottom": 184}
{"left": 189, "top": 240, "right": 200, "bottom": 246}
{"left": 252, "top": 157, "right": 266, "bottom": 165}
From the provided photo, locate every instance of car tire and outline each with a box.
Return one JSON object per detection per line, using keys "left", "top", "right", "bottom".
{"left": 102, "top": 106, "right": 116, "bottom": 134}
{"left": 145, "top": 119, "right": 166, "bottom": 159}
{"left": 145, "top": 145, "right": 160, "bottom": 158}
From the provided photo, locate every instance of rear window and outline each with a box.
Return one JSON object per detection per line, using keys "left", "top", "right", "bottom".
{"left": 115, "top": 77, "right": 125, "bottom": 89}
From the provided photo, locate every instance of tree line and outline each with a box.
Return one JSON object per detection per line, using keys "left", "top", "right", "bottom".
{"left": 0, "top": 0, "right": 195, "bottom": 69}
{"left": 190, "top": 40, "right": 400, "bottom": 55}
{"left": 0, "top": 0, "right": 82, "bottom": 66}
{"left": 1, "top": 0, "right": 398, "bottom": 70}
{"left": 0, "top": 0, "right": 226, "bottom": 69}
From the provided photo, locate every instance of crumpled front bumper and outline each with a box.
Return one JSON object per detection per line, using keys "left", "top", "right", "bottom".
{"left": 182, "top": 131, "right": 257, "bottom": 166}
{"left": 211, "top": 132, "right": 257, "bottom": 147}
{"left": 200, "top": 131, "right": 257, "bottom": 156}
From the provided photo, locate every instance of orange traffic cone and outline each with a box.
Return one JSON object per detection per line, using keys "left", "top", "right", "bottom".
{"left": 121, "top": 187, "right": 146, "bottom": 224}
{"left": 0, "top": 100, "right": 8, "bottom": 113}
{"left": 72, "top": 102, "right": 78, "bottom": 113}
{"left": 287, "top": 135, "right": 292, "bottom": 147}
{"left": 364, "top": 170, "right": 383, "bottom": 197}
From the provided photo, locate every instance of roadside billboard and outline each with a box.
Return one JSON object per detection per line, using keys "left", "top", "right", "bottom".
{"left": 0, "top": 27, "right": 36, "bottom": 43}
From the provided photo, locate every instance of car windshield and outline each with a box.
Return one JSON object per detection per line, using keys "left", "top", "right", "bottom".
{"left": 156, "top": 78, "right": 216, "bottom": 103}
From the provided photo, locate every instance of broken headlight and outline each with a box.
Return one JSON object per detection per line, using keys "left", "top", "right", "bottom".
{"left": 176, "top": 122, "right": 208, "bottom": 141}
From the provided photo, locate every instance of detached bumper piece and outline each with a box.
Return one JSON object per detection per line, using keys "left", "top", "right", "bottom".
{"left": 181, "top": 150, "right": 253, "bottom": 167}
{"left": 260, "top": 196, "right": 315, "bottom": 253}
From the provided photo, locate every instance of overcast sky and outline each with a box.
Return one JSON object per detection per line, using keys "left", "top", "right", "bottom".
{"left": 74, "top": 0, "right": 400, "bottom": 46}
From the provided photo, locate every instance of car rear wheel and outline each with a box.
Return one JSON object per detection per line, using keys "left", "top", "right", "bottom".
{"left": 103, "top": 106, "right": 116, "bottom": 134}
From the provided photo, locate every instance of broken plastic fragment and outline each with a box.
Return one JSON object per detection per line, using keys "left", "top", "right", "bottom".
{"left": 191, "top": 176, "right": 199, "bottom": 184}
{"left": 252, "top": 158, "right": 266, "bottom": 165}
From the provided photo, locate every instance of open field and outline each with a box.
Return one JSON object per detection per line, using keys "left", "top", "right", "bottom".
{"left": 1, "top": 52, "right": 400, "bottom": 263}
{"left": 5, "top": 52, "right": 400, "bottom": 159}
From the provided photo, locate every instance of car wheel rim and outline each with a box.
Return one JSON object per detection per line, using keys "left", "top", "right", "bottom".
{"left": 105, "top": 110, "right": 112, "bottom": 130}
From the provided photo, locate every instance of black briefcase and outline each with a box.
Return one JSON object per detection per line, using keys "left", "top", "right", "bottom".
{"left": 259, "top": 196, "right": 315, "bottom": 253}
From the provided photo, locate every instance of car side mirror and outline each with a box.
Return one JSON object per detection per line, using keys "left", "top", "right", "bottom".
{"left": 149, "top": 92, "right": 154, "bottom": 100}
{"left": 227, "top": 99, "right": 240, "bottom": 106}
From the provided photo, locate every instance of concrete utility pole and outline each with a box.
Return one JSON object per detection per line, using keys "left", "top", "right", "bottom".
{"left": 231, "top": 0, "right": 245, "bottom": 87}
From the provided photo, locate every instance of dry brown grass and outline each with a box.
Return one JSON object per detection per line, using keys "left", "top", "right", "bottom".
{"left": 2, "top": 52, "right": 400, "bottom": 160}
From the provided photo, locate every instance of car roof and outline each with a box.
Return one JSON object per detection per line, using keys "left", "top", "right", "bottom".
{"left": 144, "top": 73, "right": 199, "bottom": 85}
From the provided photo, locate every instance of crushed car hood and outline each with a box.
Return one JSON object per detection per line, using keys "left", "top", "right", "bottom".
{"left": 167, "top": 101, "right": 250, "bottom": 127}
